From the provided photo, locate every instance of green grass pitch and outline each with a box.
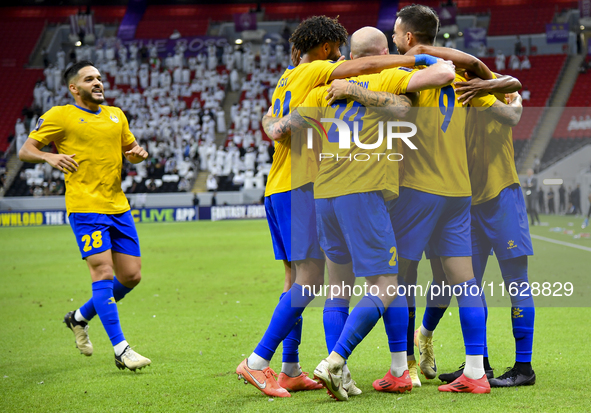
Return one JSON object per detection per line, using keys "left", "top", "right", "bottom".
{"left": 1, "top": 214, "right": 589, "bottom": 412}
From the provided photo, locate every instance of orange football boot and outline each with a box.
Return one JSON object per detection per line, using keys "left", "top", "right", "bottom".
{"left": 373, "top": 369, "right": 413, "bottom": 393}
{"left": 236, "top": 359, "right": 291, "bottom": 398}
{"left": 278, "top": 371, "right": 323, "bottom": 391}
{"left": 438, "top": 373, "right": 491, "bottom": 394}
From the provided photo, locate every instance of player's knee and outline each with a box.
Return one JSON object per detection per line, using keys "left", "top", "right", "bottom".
{"left": 124, "top": 270, "right": 142, "bottom": 287}
{"left": 91, "top": 264, "right": 115, "bottom": 281}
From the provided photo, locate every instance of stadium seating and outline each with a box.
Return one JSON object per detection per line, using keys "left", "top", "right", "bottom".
{"left": 543, "top": 70, "right": 591, "bottom": 167}
{"left": 480, "top": 55, "right": 566, "bottom": 142}
{"left": 264, "top": 1, "right": 380, "bottom": 33}
{"left": 0, "top": 6, "right": 127, "bottom": 152}
{"left": 541, "top": 137, "right": 591, "bottom": 167}
{"left": 0, "top": 17, "right": 44, "bottom": 152}
{"left": 134, "top": 1, "right": 381, "bottom": 40}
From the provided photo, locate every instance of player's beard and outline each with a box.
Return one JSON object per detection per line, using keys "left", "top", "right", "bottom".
{"left": 80, "top": 87, "right": 105, "bottom": 105}
{"left": 328, "top": 50, "right": 341, "bottom": 61}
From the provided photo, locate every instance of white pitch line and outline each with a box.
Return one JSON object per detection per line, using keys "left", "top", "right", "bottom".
{"left": 530, "top": 234, "right": 591, "bottom": 252}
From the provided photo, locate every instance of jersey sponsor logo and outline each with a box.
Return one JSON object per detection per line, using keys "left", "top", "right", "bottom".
{"left": 110, "top": 114, "right": 119, "bottom": 123}
{"left": 399, "top": 67, "right": 413, "bottom": 72}
{"left": 34, "top": 118, "right": 44, "bottom": 131}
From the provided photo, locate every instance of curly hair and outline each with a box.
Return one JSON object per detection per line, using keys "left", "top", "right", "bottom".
{"left": 289, "top": 16, "right": 349, "bottom": 56}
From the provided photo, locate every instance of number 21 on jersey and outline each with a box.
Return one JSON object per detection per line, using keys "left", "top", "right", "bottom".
{"left": 273, "top": 91, "right": 292, "bottom": 117}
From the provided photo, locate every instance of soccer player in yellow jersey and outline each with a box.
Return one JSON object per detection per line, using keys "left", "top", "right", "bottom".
{"left": 237, "top": 16, "right": 440, "bottom": 398}
{"left": 19, "top": 61, "right": 151, "bottom": 371}
{"left": 420, "top": 75, "right": 537, "bottom": 388}
{"left": 264, "top": 27, "right": 456, "bottom": 400}
{"left": 327, "top": 5, "right": 525, "bottom": 393}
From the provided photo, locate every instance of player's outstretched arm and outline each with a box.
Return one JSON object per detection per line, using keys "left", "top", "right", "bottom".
{"left": 262, "top": 106, "right": 308, "bottom": 141}
{"left": 325, "top": 80, "right": 412, "bottom": 119}
{"left": 123, "top": 141, "right": 149, "bottom": 164}
{"left": 328, "top": 54, "right": 438, "bottom": 81}
{"left": 406, "top": 60, "right": 456, "bottom": 92}
{"left": 455, "top": 74, "right": 522, "bottom": 105}
{"left": 19, "top": 137, "right": 78, "bottom": 173}
{"left": 485, "top": 92, "right": 523, "bottom": 127}
{"left": 406, "top": 45, "right": 493, "bottom": 81}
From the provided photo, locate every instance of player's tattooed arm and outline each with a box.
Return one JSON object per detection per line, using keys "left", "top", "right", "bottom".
{"left": 455, "top": 74, "right": 522, "bottom": 105}
{"left": 406, "top": 45, "right": 493, "bottom": 81}
{"left": 486, "top": 92, "right": 523, "bottom": 127}
{"left": 263, "top": 107, "right": 291, "bottom": 141}
{"left": 325, "top": 79, "right": 412, "bottom": 119}
{"left": 262, "top": 106, "right": 309, "bottom": 141}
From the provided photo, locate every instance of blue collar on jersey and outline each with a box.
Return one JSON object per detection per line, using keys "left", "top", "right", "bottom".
{"left": 74, "top": 104, "right": 101, "bottom": 115}
{"left": 287, "top": 65, "right": 295, "bottom": 70}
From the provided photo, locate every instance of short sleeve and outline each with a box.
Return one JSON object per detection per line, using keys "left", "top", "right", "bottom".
{"left": 299, "top": 86, "right": 327, "bottom": 108}
{"left": 29, "top": 106, "right": 65, "bottom": 146}
{"left": 470, "top": 93, "right": 497, "bottom": 111}
{"left": 307, "top": 60, "right": 345, "bottom": 88}
{"left": 119, "top": 109, "right": 135, "bottom": 146}
{"left": 380, "top": 67, "right": 418, "bottom": 95}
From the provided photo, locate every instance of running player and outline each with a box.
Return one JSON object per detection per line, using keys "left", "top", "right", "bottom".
{"left": 417, "top": 73, "right": 536, "bottom": 388}
{"left": 19, "top": 60, "right": 151, "bottom": 371}
{"left": 265, "top": 26, "right": 456, "bottom": 400}
{"left": 238, "top": 16, "right": 440, "bottom": 398}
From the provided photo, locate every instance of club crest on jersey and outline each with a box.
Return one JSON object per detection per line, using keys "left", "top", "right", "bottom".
{"left": 110, "top": 114, "right": 119, "bottom": 123}
{"left": 34, "top": 118, "right": 44, "bottom": 131}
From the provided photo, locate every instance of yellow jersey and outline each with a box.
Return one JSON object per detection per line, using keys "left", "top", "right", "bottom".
{"left": 466, "top": 91, "right": 520, "bottom": 205}
{"left": 29, "top": 104, "right": 135, "bottom": 214}
{"left": 299, "top": 67, "right": 416, "bottom": 199}
{"left": 400, "top": 73, "right": 496, "bottom": 197}
{"left": 264, "top": 59, "right": 344, "bottom": 197}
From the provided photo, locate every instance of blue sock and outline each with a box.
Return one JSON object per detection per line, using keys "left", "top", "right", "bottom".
{"left": 323, "top": 298, "right": 349, "bottom": 354}
{"left": 471, "top": 253, "right": 490, "bottom": 358}
{"left": 422, "top": 281, "right": 453, "bottom": 332}
{"left": 482, "top": 295, "right": 489, "bottom": 359}
{"left": 398, "top": 276, "right": 415, "bottom": 356}
{"left": 254, "top": 283, "right": 314, "bottom": 361}
{"left": 456, "top": 278, "right": 485, "bottom": 356}
{"left": 333, "top": 295, "right": 385, "bottom": 359}
{"left": 281, "top": 292, "right": 302, "bottom": 363}
{"left": 498, "top": 256, "right": 535, "bottom": 363}
{"left": 80, "top": 276, "right": 133, "bottom": 321}
{"left": 383, "top": 293, "right": 409, "bottom": 353}
{"left": 92, "top": 279, "right": 125, "bottom": 346}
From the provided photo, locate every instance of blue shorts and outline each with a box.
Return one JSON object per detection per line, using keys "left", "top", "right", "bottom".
{"left": 316, "top": 191, "right": 398, "bottom": 277}
{"left": 389, "top": 187, "right": 472, "bottom": 261}
{"left": 69, "top": 211, "right": 141, "bottom": 259}
{"left": 264, "top": 183, "right": 323, "bottom": 262}
{"left": 471, "top": 184, "right": 534, "bottom": 261}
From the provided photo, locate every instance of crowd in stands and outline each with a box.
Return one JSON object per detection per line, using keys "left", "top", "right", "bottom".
{"left": 11, "top": 34, "right": 292, "bottom": 197}
{"left": 494, "top": 51, "right": 532, "bottom": 72}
